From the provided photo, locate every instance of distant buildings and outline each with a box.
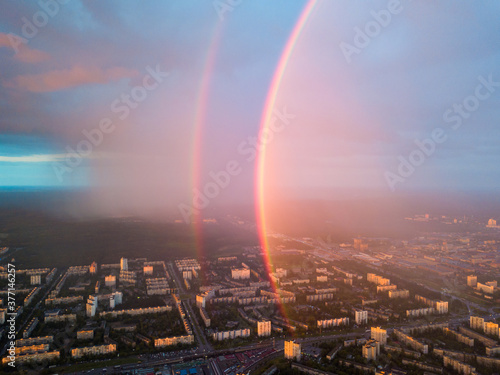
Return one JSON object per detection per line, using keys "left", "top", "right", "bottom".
{"left": 99, "top": 305, "right": 171, "bottom": 319}
{"left": 23, "top": 318, "right": 39, "bottom": 338}
{"left": 213, "top": 328, "right": 250, "bottom": 341}
{"left": 367, "top": 273, "right": 390, "bottom": 286}
{"left": 394, "top": 329, "right": 428, "bottom": 354}
{"left": 6, "top": 246, "right": 500, "bottom": 371}
{"left": 155, "top": 335, "right": 194, "bottom": 347}
{"left": 86, "top": 295, "right": 98, "bottom": 317}
{"left": 477, "top": 282, "right": 495, "bottom": 294}
{"left": 435, "top": 301, "right": 449, "bottom": 314}
{"left": 377, "top": 284, "right": 397, "bottom": 293}
{"left": 45, "top": 313, "right": 77, "bottom": 324}
{"left": 467, "top": 275, "right": 497, "bottom": 294}
{"left": 484, "top": 321, "right": 499, "bottom": 337}
{"left": 30, "top": 274, "right": 41, "bottom": 285}
{"left": 146, "top": 277, "right": 169, "bottom": 295}
{"left": 317, "top": 317, "right": 349, "bottom": 329}
{"left": 487, "top": 218, "right": 498, "bottom": 228}
{"left": 362, "top": 339, "right": 380, "bottom": 361}
{"left": 459, "top": 326, "right": 497, "bottom": 348}
{"left": 306, "top": 293, "right": 335, "bottom": 302}
{"left": 275, "top": 268, "right": 287, "bottom": 278}
{"left": 90, "top": 261, "right": 98, "bottom": 274}
{"left": 120, "top": 270, "right": 137, "bottom": 285}
{"left": 175, "top": 258, "right": 201, "bottom": 272}
{"left": 406, "top": 307, "right": 435, "bottom": 317}
{"left": 467, "top": 275, "right": 477, "bottom": 288}
{"left": 258, "top": 320, "right": 271, "bottom": 337}
{"left": 2, "top": 351, "right": 60, "bottom": 365}
{"left": 143, "top": 265, "right": 153, "bottom": 275}
{"left": 104, "top": 275, "right": 116, "bottom": 287}
{"left": 470, "top": 316, "right": 500, "bottom": 338}
{"left": 77, "top": 330, "right": 94, "bottom": 340}
{"left": 120, "top": 257, "right": 128, "bottom": 271}
{"left": 231, "top": 268, "right": 250, "bottom": 280}
{"left": 196, "top": 291, "right": 214, "bottom": 308}
{"left": 24, "top": 287, "right": 41, "bottom": 307}
{"left": 388, "top": 289, "right": 410, "bottom": 299}
{"left": 71, "top": 344, "right": 116, "bottom": 359}
{"left": 414, "top": 295, "right": 448, "bottom": 314}
{"left": 443, "top": 355, "right": 478, "bottom": 375}
{"left": 355, "top": 310, "right": 368, "bottom": 325}
{"left": 200, "top": 308, "right": 211, "bottom": 327}
{"left": 443, "top": 327, "right": 474, "bottom": 347}
{"left": 284, "top": 340, "right": 301, "bottom": 360}
{"left": 470, "top": 316, "right": 485, "bottom": 331}
{"left": 371, "top": 327, "right": 387, "bottom": 345}
{"left": 354, "top": 238, "right": 368, "bottom": 251}
{"left": 109, "top": 291, "right": 122, "bottom": 309}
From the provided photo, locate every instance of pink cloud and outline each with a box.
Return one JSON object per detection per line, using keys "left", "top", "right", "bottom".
{"left": 16, "top": 47, "right": 50, "bottom": 63}
{"left": 9, "top": 65, "right": 139, "bottom": 92}
{"left": 0, "top": 32, "right": 50, "bottom": 63}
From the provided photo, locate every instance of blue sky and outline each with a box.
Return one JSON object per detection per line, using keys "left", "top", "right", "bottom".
{"left": 0, "top": 1, "right": 499, "bottom": 215}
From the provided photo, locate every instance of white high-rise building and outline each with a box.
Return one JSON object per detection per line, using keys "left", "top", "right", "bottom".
{"left": 371, "top": 327, "right": 387, "bottom": 345}
{"left": 484, "top": 321, "right": 499, "bottom": 337}
{"left": 355, "top": 310, "right": 368, "bottom": 325}
{"left": 231, "top": 268, "right": 250, "bottom": 280}
{"left": 470, "top": 316, "right": 485, "bottom": 331}
{"left": 284, "top": 340, "right": 301, "bottom": 360}
{"left": 257, "top": 320, "right": 271, "bottom": 337}
{"left": 467, "top": 275, "right": 477, "bottom": 288}
{"left": 113, "top": 291, "right": 123, "bottom": 305}
{"left": 105, "top": 275, "right": 116, "bottom": 287}
{"left": 120, "top": 257, "right": 128, "bottom": 271}
{"left": 86, "top": 295, "right": 98, "bottom": 317}
{"left": 30, "top": 274, "right": 42, "bottom": 285}
{"left": 362, "top": 339, "right": 380, "bottom": 361}
{"left": 435, "top": 301, "right": 448, "bottom": 314}
{"left": 275, "top": 268, "right": 287, "bottom": 278}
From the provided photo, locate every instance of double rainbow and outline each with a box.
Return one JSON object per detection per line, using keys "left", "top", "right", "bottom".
{"left": 191, "top": 1, "right": 317, "bottom": 324}
{"left": 256, "top": 0, "right": 317, "bottom": 286}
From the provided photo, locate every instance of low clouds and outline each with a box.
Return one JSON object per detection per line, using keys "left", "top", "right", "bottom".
{"left": 8, "top": 65, "right": 139, "bottom": 92}
{"left": 0, "top": 32, "right": 50, "bottom": 63}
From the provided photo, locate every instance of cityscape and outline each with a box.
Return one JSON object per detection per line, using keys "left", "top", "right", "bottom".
{"left": 1, "top": 1, "right": 500, "bottom": 375}
{"left": 0, "top": 213, "right": 499, "bottom": 374}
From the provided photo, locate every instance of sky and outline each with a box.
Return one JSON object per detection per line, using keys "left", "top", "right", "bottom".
{"left": 1, "top": 0, "right": 500, "bottom": 219}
